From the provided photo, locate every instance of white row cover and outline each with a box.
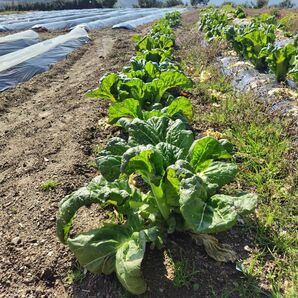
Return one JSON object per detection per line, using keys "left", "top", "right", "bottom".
{"left": 0, "top": 30, "right": 40, "bottom": 56}
{"left": 0, "top": 8, "right": 186, "bottom": 32}
{"left": 0, "top": 10, "right": 112, "bottom": 31}
{"left": 32, "top": 9, "right": 139, "bottom": 31}
{"left": 0, "top": 27, "right": 89, "bottom": 91}
{"left": 0, "top": 9, "right": 114, "bottom": 25}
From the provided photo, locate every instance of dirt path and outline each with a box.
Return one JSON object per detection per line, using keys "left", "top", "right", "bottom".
{"left": 0, "top": 28, "right": 136, "bottom": 297}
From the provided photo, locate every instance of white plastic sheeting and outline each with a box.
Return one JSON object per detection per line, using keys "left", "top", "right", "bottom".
{"left": 0, "top": 30, "right": 40, "bottom": 56}
{"left": 0, "top": 9, "right": 114, "bottom": 25}
{"left": 0, "top": 8, "right": 188, "bottom": 32}
{"left": 32, "top": 9, "right": 136, "bottom": 31}
{"left": 0, "top": 27, "right": 89, "bottom": 91}
{"left": 0, "top": 10, "right": 111, "bottom": 31}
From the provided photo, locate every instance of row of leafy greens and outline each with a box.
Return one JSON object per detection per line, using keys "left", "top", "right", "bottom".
{"left": 56, "top": 11, "right": 258, "bottom": 295}
{"left": 199, "top": 7, "right": 298, "bottom": 84}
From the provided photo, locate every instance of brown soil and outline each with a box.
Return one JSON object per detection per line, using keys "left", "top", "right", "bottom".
{"left": 0, "top": 27, "right": 136, "bottom": 297}
{"left": 0, "top": 13, "right": 269, "bottom": 298}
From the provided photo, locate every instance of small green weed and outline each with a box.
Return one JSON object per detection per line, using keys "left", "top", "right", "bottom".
{"left": 166, "top": 250, "right": 199, "bottom": 289}
{"left": 66, "top": 262, "right": 85, "bottom": 285}
{"left": 40, "top": 179, "right": 59, "bottom": 190}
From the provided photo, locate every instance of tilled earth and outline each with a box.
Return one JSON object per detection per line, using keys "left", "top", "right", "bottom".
{"left": 0, "top": 14, "right": 267, "bottom": 298}
{"left": 0, "top": 27, "right": 137, "bottom": 297}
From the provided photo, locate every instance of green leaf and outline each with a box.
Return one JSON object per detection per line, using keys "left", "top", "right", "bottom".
{"left": 120, "top": 78, "right": 145, "bottom": 102}
{"left": 86, "top": 73, "right": 119, "bottom": 102}
{"left": 199, "top": 161, "right": 238, "bottom": 196}
{"left": 96, "top": 138, "right": 131, "bottom": 181}
{"left": 149, "top": 179, "right": 170, "bottom": 220}
{"left": 165, "top": 117, "right": 194, "bottom": 156}
{"left": 180, "top": 175, "right": 257, "bottom": 234}
{"left": 67, "top": 224, "right": 130, "bottom": 275}
{"left": 125, "top": 117, "right": 193, "bottom": 154}
{"left": 116, "top": 231, "right": 147, "bottom": 295}
{"left": 108, "top": 99, "right": 143, "bottom": 124}
{"left": 152, "top": 71, "right": 193, "bottom": 100}
{"left": 126, "top": 118, "right": 166, "bottom": 146}
{"left": 164, "top": 96, "right": 193, "bottom": 121}
{"left": 211, "top": 193, "right": 257, "bottom": 215}
{"left": 163, "top": 167, "right": 180, "bottom": 207}
{"left": 121, "top": 145, "right": 165, "bottom": 181}
{"left": 56, "top": 176, "right": 131, "bottom": 242}
{"left": 155, "top": 143, "right": 185, "bottom": 168}
{"left": 189, "top": 137, "right": 232, "bottom": 172}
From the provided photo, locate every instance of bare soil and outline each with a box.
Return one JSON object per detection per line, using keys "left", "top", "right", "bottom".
{"left": 0, "top": 27, "right": 136, "bottom": 298}
{"left": 0, "top": 14, "right": 268, "bottom": 298}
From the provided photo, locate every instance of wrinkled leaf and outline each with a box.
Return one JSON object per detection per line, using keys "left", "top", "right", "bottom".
{"left": 116, "top": 231, "right": 147, "bottom": 295}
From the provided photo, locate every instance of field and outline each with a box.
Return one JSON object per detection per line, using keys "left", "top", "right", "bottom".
{"left": 0, "top": 7, "right": 297, "bottom": 298}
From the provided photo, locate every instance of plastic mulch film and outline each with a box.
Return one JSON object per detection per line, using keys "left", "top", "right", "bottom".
{"left": 0, "top": 9, "right": 114, "bottom": 25}
{"left": 85, "top": 8, "right": 159, "bottom": 30}
{"left": 0, "top": 27, "right": 89, "bottom": 91}
{"left": 32, "top": 10, "right": 136, "bottom": 31}
{"left": 112, "top": 8, "right": 187, "bottom": 30}
{"left": 0, "top": 9, "right": 114, "bottom": 32}
{"left": 32, "top": 9, "right": 135, "bottom": 31}
{"left": 0, "top": 30, "right": 40, "bottom": 56}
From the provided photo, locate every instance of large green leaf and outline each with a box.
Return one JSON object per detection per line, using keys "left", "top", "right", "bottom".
{"left": 96, "top": 138, "right": 131, "bottom": 182}
{"left": 151, "top": 70, "right": 193, "bottom": 100}
{"left": 199, "top": 161, "right": 238, "bottom": 196}
{"left": 68, "top": 224, "right": 130, "bottom": 275}
{"left": 120, "top": 78, "right": 145, "bottom": 102}
{"left": 56, "top": 176, "right": 131, "bottom": 243}
{"left": 121, "top": 145, "right": 165, "bottom": 181}
{"left": 86, "top": 73, "right": 119, "bottom": 102}
{"left": 155, "top": 143, "right": 185, "bottom": 167}
{"left": 189, "top": 136, "right": 232, "bottom": 172}
{"left": 116, "top": 231, "right": 147, "bottom": 295}
{"left": 126, "top": 118, "right": 166, "bottom": 146}
{"left": 163, "top": 96, "right": 193, "bottom": 122}
{"left": 180, "top": 175, "right": 257, "bottom": 234}
{"left": 125, "top": 117, "right": 194, "bottom": 154}
{"left": 108, "top": 98, "right": 143, "bottom": 124}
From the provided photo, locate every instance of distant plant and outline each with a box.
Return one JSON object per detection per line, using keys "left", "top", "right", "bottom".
{"left": 278, "top": 0, "right": 294, "bottom": 8}
{"left": 138, "top": 0, "right": 163, "bottom": 7}
{"left": 254, "top": 0, "right": 269, "bottom": 8}
{"left": 221, "top": 1, "right": 236, "bottom": 7}
{"left": 164, "top": 0, "right": 184, "bottom": 7}
{"left": 96, "top": 0, "right": 117, "bottom": 7}
{"left": 190, "top": 0, "right": 210, "bottom": 6}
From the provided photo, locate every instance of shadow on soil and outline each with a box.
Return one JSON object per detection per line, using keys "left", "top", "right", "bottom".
{"left": 71, "top": 229, "right": 272, "bottom": 298}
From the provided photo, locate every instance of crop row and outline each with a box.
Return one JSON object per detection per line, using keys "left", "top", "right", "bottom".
{"left": 199, "top": 6, "right": 298, "bottom": 84}
{"left": 56, "top": 12, "right": 257, "bottom": 295}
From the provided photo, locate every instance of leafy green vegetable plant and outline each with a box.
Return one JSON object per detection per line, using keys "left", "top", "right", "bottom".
{"left": 261, "top": 43, "right": 297, "bottom": 82}
{"left": 87, "top": 71, "right": 192, "bottom": 110}
{"left": 56, "top": 11, "right": 258, "bottom": 295}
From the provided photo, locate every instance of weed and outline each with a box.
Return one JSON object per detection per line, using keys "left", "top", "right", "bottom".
{"left": 166, "top": 250, "right": 199, "bottom": 289}
{"left": 66, "top": 262, "right": 85, "bottom": 285}
{"left": 40, "top": 179, "right": 59, "bottom": 190}
{"left": 177, "top": 19, "right": 297, "bottom": 296}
